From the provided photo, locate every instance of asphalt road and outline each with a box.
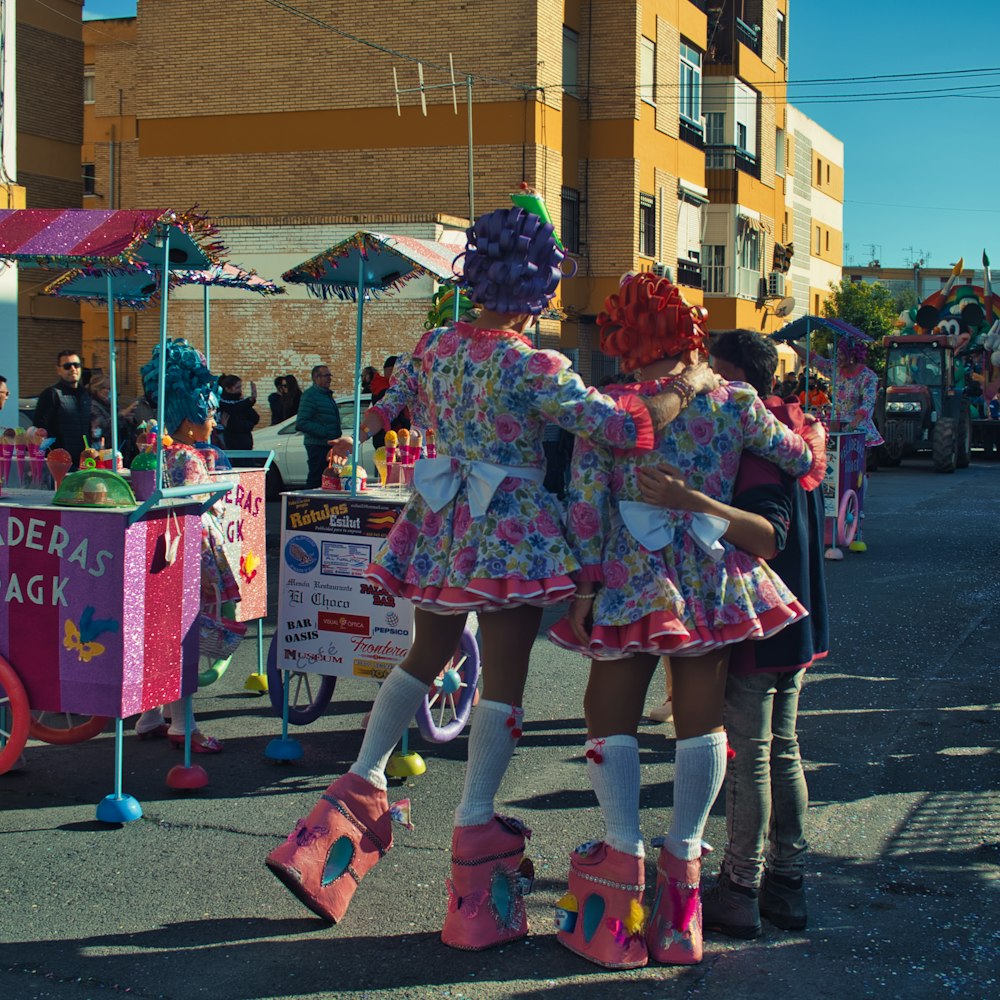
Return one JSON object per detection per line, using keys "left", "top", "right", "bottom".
{"left": 2, "top": 458, "right": 998, "bottom": 1000}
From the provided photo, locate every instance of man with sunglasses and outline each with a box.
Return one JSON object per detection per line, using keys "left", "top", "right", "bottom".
{"left": 34, "top": 349, "right": 93, "bottom": 468}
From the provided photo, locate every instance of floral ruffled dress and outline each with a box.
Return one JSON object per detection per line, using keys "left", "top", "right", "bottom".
{"left": 366, "top": 322, "right": 654, "bottom": 613}
{"left": 548, "top": 380, "right": 826, "bottom": 660}
{"left": 810, "top": 356, "right": 884, "bottom": 447}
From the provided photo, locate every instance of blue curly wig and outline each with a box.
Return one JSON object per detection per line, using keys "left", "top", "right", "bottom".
{"left": 141, "top": 338, "right": 219, "bottom": 435}
{"left": 456, "top": 207, "right": 568, "bottom": 315}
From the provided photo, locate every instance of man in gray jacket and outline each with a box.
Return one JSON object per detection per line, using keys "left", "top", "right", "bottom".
{"left": 296, "top": 364, "right": 342, "bottom": 488}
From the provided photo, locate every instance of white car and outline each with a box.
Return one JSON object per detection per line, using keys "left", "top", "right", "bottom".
{"left": 253, "top": 393, "right": 377, "bottom": 499}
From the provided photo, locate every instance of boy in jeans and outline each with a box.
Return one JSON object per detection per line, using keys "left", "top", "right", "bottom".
{"left": 701, "top": 329, "right": 829, "bottom": 936}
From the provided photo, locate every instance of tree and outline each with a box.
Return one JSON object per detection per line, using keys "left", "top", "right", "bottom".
{"left": 821, "top": 278, "right": 897, "bottom": 376}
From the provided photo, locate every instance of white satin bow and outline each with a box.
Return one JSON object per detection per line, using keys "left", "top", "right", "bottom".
{"left": 413, "top": 456, "right": 545, "bottom": 518}
{"left": 618, "top": 501, "right": 730, "bottom": 561}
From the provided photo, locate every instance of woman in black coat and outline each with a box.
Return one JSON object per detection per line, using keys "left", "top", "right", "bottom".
{"left": 217, "top": 374, "right": 260, "bottom": 450}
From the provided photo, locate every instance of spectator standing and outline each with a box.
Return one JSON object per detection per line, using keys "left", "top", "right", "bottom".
{"left": 0, "top": 375, "right": 9, "bottom": 412}
{"left": 267, "top": 377, "right": 285, "bottom": 425}
{"left": 372, "top": 355, "right": 410, "bottom": 449}
{"left": 296, "top": 364, "right": 341, "bottom": 488}
{"left": 33, "top": 350, "right": 92, "bottom": 467}
{"left": 217, "top": 374, "right": 260, "bottom": 451}
{"left": 281, "top": 375, "right": 303, "bottom": 421}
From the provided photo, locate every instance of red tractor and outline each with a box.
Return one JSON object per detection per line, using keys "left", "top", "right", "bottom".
{"left": 876, "top": 333, "right": 971, "bottom": 472}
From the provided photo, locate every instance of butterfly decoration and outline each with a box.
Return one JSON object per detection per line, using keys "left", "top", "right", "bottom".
{"left": 286, "top": 820, "right": 329, "bottom": 848}
{"left": 239, "top": 549, "right": 261, "bottom": 585}
{"left": 446, "top": 879, "right": 489, "bottom": 918}
{"left": 389, "top": 799, "right": 414, "bottom": 830}
{"left": 63, "top": 606, "right": 120, "bottom": 663}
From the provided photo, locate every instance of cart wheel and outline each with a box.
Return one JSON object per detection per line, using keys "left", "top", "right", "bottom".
{"left": 0, "top": 656, "right": 30, "bottom": 774}
{"left": 838, "top": 489, "right": 859, "bottom": 546}
{"left": 266, "top": 634, "right": 336, "bottom": 725}
{"left": 415, "top": 628, "right": 480, "bottom": 744}
{"left": 29, "top": 712, "right": 109, "bottom": 745}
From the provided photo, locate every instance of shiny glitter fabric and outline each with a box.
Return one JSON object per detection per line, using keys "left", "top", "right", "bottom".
{"left": 0, "top": 499, "right": 201, "bottom": 717}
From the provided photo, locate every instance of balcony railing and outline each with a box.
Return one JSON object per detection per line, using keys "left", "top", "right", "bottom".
{"left": 679, "top": 117, "right": 705, "bottom": 149}
{"left": 704, "top": 144, "right": 761, "bottom": 179}
{"left": 736, "top": 17, "right": 762, "bottom": 56}
{"left": 703, "top": 265, "right": 728, "bottom": 295}
{"left": 736, "top": 266, "right": 761, "bottom": 299}
{"left": 676, "top": 258, "right": 703, "bottom": 289}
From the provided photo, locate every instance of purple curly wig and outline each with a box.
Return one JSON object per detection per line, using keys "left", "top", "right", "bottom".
{"left": 456, "top": 207, "right": 568, "bottom": 315}
{"left": 837, "top": 338, "right": 869, "bottom": 365}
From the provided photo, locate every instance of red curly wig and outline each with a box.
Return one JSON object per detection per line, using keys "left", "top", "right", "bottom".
{"left": 597, "top": 273, "right": 708, "bottom": 372}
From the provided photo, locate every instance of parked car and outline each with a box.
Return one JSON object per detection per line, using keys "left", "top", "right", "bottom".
{"left": 253, "top": 393, "right": 377, "bottom": 499}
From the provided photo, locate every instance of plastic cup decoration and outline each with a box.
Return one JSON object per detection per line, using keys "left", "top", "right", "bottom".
{"left": 409, "top": 428, "right": 422, "bottom": 463}
{"left": 373, "top": 446, "right": 388, "bottom": 486}
{"left": 425, "top": 428, "right": 437, "bottom": 459}
{"left": 129, "top": 451, "right": 159, "bottom": 501}
{"left": 45, "top": 448, "right": 73, "bottom": 491}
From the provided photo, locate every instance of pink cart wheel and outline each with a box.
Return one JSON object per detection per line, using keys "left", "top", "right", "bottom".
{"left": 414, "top": 628, "right": 480, "bottom": 744}
{"left": 0, "top": 656, "right": 30, "bottom": 774}
{"left": 29, "top": 712, "right": 110, "bottom": 745}
{"left": 838, "top": 489, "right": 859, "bottom": 546}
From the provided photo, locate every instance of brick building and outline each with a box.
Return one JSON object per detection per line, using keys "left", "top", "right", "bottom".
{"left": 77, "top": 0, "right": 842, "bottom": 395}
{"left": 15, "top": 0, "right": 84, "bottom": 395}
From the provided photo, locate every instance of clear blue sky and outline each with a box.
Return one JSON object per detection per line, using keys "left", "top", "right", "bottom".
{"left": 84, "top": 1, "right": 996, "bottom": 270}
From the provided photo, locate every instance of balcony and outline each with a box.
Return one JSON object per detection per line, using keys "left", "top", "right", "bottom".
{"left": 679, "top": 117, "right": 705, "bottom": 150}
{"left": 736, "top": 17, "right": 762, "bottom": 56}
{"left": 704, "top": 145, "right": 760, "bottom": 177}
{"left": 736, "top": 266, "right": 761, "bottom": 299}
{"left": 676, "top": 257, "right": 703, "bottom": 289}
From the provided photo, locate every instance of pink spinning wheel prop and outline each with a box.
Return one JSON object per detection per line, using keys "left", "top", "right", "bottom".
{"left": 414, "top": 628, "right": 480, "bottom": 743}
{"left": 29, "top": 712, "right": 109, "bottom": 745}
{"left": 837, "top": 489, "right": 859, "bottom": 546}
{"left": 0, "top": 656, "right": 30, "bottom": 774}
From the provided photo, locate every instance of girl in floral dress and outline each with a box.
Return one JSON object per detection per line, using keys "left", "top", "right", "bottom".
{"left": 132, "top": 340, "right": 240, "bottom": 753}
{"left": 548, "top": 276, "right": 825, "bottom": 970}
{"left": 266, "top": 205, "right": 717, "bottom": 950}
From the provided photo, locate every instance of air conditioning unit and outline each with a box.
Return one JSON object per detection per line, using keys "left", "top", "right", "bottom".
{"left": 652, "top": 261, "right": 673, "bottom": 281}
{"left": 767, "top": 271, "right": 786, "bottom": 298}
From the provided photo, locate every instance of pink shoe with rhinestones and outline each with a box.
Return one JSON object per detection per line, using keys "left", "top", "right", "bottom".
{"left": 646, "top": 844, "right": 703, "bottom": 964}
{"left": 440, "top": 815, "right": 534, "bottom": 951}
{"left": 555, "top": 840, "right": 648, "bottom": 969}
{"left": 266, "top": 772, "right": 393, "bottom": 923}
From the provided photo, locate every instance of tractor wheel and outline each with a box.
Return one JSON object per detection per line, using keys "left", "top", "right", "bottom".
{"left": 932, "top": 418, "right": 958, "bottom": 473}
{"left": 956, "top": 410, "right": 972, "bottom": 469}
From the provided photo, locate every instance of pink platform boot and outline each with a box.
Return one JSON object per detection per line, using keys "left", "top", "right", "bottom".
{"left": 646, "top": 843, "right": 704, "bottom": 964}
{"left": 440, "top": 815, "right": 535, "bottom": 951}
{"left": 555, "top": 841, "right": 648, "bottom": 969}
{"left": 266, "top": 772, "right": 394, "bottom": 923}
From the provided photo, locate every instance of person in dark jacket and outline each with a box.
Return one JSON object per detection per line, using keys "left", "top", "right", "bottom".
{"left": 371, "top": 356, "right": 409, "bottom": 450}
{"left": 33, "top": 349, "right": 92, "bottom": 467}
{"left": 296, "top": 364, "right": 341, "bottom": 488}
{"left": 700, "top": 329, "right": 828, "bottom": 938}
{"left": 217, "top": 374, "right": 260, "bottom": 451}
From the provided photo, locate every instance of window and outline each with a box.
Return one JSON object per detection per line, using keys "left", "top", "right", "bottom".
{"left": 561, "top": 186, "right": 580, "bottom": 254}
{"left": 776, "top": 10, "right": 787, "bottom": 61}
{"left": 816, "top": 158, "right": 823, "bottom": 184}
{"left": 814, "top": 293, "right": 821, "bottom": 314}
{"left": 563, "top": 27, "right": 579, "bottom": 98}
{"left": 775, "top": 127, "right": 785, "bottom": 176}
{"left": 825, "top": 231, "right": 830, "bottom": 252}
{"left": 640, "top": 37, "right": 656, "bottom": 105}
{"left": 82, "top": 163, "right": 96, "bottom": 197}
{"left": 84, "top": 67, "right": 95, "bottom": 104}
{"left": 639, "top": 193, "right": 656, "bottom": 257}
{"left": 702, "top": 244, "right": 726, "bottom": 293}
{"left": 815, "top": 226, "right": 822, "bottom": 254}
{"left": 677, "top": 198, "right": 703, "bottom": 262}
{"left": 826, "top": 163, "right": 831, "bottom": 184}
{"left": 705, "top": 111, "right": 725, "bottom": 145}
{"left": 734, "top": 81, "right": 758, "bottom": 157}
{"left": 679, "top": 41, "right": 702, "bottom": 122}
{"left": 739, "top": 226, "right": 761, "bottom": 272}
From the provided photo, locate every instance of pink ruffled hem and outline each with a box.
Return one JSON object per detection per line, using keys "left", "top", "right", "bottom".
{"left": 548, "top": 601, "right": 808, "bottom": 660}
{"left": 366, "top": 564, "right": 576, "bottom": 613}
{"left": 799, "top": 421, "right": 827, "bottom": 492}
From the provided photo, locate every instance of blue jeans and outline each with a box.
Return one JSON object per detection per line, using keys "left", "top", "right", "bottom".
{"left": 722, "top": 668, "right": 809, "bottom": 888}
{"left": 305, "top": 443, "right": 329, "bottom": 490}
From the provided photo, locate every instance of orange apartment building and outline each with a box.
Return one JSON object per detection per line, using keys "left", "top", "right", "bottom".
{"left": 76, "top": 0, "right": 841, "bottom": 395}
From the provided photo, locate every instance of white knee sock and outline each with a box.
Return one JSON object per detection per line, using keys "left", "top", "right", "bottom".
{"left": 665, "top": 731, "right": 728, "bottom": 861}
{"left": 454, "top": 700, "right": 523, "bottom": 827}
{"left": 586, "top": 735, "right": 644, "bottom": 857}
{"left": 350, "top": 668, "right": 430, "bottom": 791}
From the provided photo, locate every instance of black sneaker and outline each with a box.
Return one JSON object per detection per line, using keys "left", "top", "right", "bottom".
{"left": 702, "top": 874, "right": 762, "bottom": 939}
{"left": 760, "top": 870, "right": 807, "bottom": 930}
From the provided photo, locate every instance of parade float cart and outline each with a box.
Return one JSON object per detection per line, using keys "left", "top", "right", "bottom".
{"left": 43, "top": 260, "right": 285, "bottom": 693}
{"left": 265, "top": 232, "right": 475, "bottom": 769}
{"left": 0, "top": 209, "right": 237, "bottom": 817}
{"left": 266, "top": 486, "right": 479, "bottom": 771}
